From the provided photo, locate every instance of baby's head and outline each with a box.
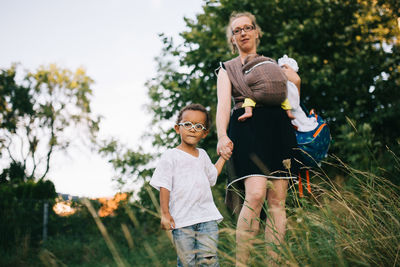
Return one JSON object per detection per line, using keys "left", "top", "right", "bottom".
{"left": 244, "top": 53, "right": 259, "bottom": 65}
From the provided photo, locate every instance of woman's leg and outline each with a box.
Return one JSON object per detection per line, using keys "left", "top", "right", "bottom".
{"left": 236, "top": 176, "right": 267, "bottom": 266}
{"left": 265, "top": 179, "right": 289, "bottom": 262}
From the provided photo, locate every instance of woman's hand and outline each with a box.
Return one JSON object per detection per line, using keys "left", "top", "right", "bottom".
{"left": 217, "top": 135, "right": 233, "bottom": 161}
{"left": 161, "top": 212, "right": 175, "bottom": 230}
{"left": 282, "top": 64, "right": 301, "bottom": 91}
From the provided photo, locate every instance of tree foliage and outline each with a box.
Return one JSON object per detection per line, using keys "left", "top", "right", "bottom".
{"left": 99, "top": 138, "right": 153, "bottom": 190}
{"left": 0, "top": 63, "right": 101, "bottom": 253}
{"left": 0, "top": 64, "right": 100, "bottom": 182}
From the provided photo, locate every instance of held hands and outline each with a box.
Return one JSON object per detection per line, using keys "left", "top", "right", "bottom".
{"left": 217, "top": 135, "right": 233, "bottom": 161}
{"left": 161, "top": 213, "right": 175, "bottom": 230}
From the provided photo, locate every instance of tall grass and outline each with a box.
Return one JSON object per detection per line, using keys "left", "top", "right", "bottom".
{"left": 31, "top": 157, "right": 400, "bottom": 266}
{"left": 215, "top": 157, "right": 400, "bottom": 266}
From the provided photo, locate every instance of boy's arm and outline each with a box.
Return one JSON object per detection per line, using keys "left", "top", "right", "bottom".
{"left": 214, "top": 156, "right": 227, "bottom": 176}
{"left": 160, "top": 187, "right": 175, "bottom": 230}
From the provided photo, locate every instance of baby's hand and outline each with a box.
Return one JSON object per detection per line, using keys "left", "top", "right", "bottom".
{"left": 238, "top": 106, "right": 253, "bottom": 122}
{"left": 161, "top": 213, "right": 175, "bottom": 230}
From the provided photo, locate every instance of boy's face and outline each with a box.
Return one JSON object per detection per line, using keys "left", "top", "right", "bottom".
{"left": 175, "top": 110, "right": 209, "bottom": 147}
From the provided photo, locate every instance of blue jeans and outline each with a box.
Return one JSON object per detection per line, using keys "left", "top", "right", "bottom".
{"left": 172, "top": 220, "right": 219, "bottom": 267}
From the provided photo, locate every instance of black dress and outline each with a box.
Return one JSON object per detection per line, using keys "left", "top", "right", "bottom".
{"left": 227, "top": 105, "right": 299, "bottom": 184}
{"left": 225, "top": 106, "right": 300, "bottom": 213}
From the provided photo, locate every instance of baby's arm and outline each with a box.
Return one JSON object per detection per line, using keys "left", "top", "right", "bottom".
{"left": 160, "top": 187, "right": 175, "bottom": 230}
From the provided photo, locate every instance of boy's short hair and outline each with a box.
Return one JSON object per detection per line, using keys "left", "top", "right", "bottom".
{"left": 176, "top": 103, "right": 211, "bottom": 130}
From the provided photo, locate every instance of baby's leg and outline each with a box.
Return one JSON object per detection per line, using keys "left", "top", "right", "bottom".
{"left": 238, "top": 106, "right": 253, "bottom": 122}
{"left": 286, "top": 109, "right": 295, "bottom": 120}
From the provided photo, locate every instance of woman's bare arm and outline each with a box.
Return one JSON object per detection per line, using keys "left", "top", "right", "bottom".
{"left": 282, "top": 64, "right": 301, "bottom": 95}
{"left": 216, "top": 69, "right": 233, "bottom": 160}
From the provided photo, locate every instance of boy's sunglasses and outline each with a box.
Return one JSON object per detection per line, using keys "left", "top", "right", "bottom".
{"left": 178, "top": 121, "right": 207, "bottom": 132}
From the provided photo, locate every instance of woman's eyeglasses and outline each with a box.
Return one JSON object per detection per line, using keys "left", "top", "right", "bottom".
{"left": 232, "top": 25, "right": 255, "bottom": 35}
{"left": 178, "top": 121, "right": 207, "bottom": 132}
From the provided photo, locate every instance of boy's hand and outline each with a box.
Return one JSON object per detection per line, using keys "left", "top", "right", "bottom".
{"left": 161, "top": 213, "right": 175, "bottom": 230}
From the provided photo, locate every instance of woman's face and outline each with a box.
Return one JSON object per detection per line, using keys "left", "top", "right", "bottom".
{"left": 231, "top": 16, "right": 258, "bottom": 54}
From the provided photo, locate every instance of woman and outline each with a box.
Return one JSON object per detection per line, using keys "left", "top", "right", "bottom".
{"left": 216, "top": 12, "right": 300, "bottom": 265}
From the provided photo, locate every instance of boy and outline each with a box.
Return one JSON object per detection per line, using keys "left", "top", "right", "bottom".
{"left": 150, "top": 103, "right": 229, "bottom": 267}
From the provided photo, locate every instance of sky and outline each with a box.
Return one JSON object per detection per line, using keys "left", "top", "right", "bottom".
{"left": 0, "top": 0, "right": 204, "bottom": 197}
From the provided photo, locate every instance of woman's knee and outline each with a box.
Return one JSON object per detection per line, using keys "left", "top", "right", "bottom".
{"left": 244, "top": 190, "right": 266, "bottom": 208}
{"left": 244, "top": 177, "right": 267, "bottom": 207}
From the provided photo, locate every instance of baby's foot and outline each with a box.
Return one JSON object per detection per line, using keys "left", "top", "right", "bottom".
{"left": 286, "top": 109, "right": 295, "bottom": 120}
{"left": 238, "top": 107, "right": 253, "bottom": 122}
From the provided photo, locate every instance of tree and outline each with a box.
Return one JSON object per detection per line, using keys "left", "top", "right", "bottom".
{"left": 0, "top": 64, "right": 100, "bottom": 182}
{"left": 0, "top": 65, "right": 33, "bottom": 145}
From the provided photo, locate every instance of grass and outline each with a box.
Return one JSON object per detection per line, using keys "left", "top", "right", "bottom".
{"left": 215, "top": 157, "right": 400, "bottom": 266}
{"left": 2, "top": 156, "right": 400, "bottom": 266}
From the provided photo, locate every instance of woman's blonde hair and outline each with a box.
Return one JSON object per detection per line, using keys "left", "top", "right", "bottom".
{"left": 226, "top": 11, "right": 263, "bottom": 54}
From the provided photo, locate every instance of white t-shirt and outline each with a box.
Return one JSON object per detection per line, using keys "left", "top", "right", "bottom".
{"left": 149, "top": 148, "right": 223, "bottom": 229}
{"left": 287, "top": 81, "right": 319, "bottom": 132}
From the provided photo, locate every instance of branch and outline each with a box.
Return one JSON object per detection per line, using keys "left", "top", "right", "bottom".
{"left": 39, "top": 115, "right": 55, "bottom": 181}
{"left": 4, "top": 133, "right": 17, "bottom": 164}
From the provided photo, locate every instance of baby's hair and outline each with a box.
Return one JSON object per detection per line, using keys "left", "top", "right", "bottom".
{"left": 244, "top": 53, "right": 259, "bottom": 65}
{"left": 176, "top": 103, "right": 211, "bottom": 130}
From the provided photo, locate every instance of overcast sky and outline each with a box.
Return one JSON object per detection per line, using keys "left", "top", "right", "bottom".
{"left": 0, "top": 0, "right": 204, "bottom": 197}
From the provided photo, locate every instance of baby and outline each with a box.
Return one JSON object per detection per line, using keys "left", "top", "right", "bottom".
{"left": 238, "top": 54, "right": 294, "bottom": 122}
{"left": 238, "top": 55, "right": 318, "bottom": 133}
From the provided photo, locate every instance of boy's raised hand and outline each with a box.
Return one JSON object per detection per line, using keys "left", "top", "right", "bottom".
{"left": 161, "top": 213, "right": 175, "bottom": 230}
